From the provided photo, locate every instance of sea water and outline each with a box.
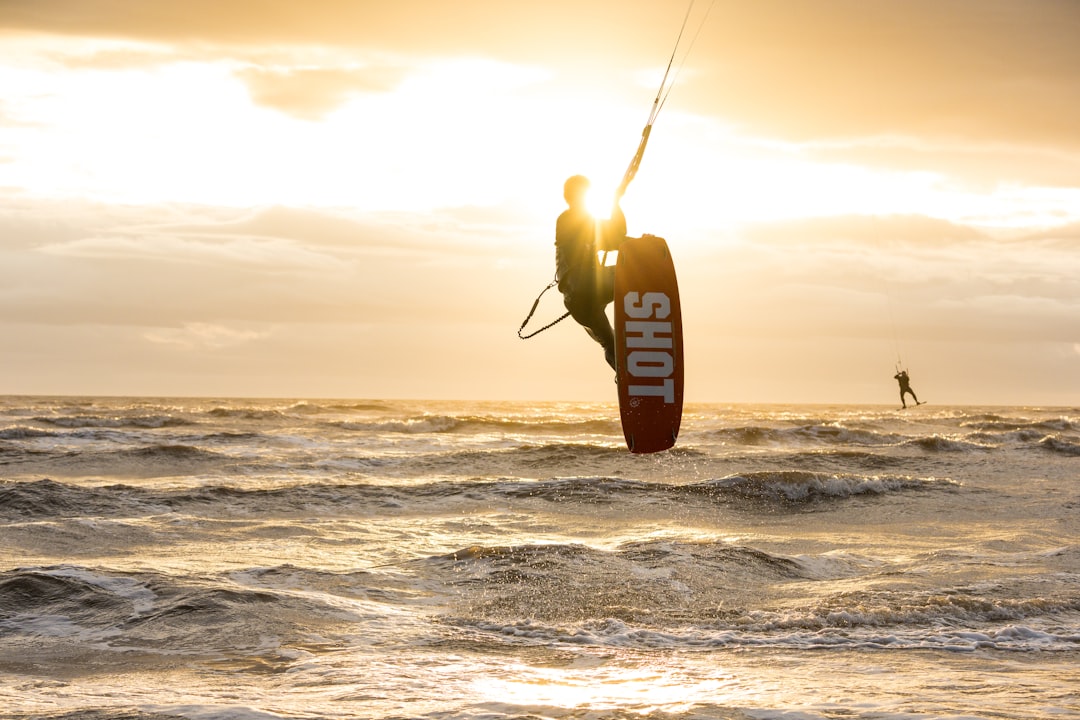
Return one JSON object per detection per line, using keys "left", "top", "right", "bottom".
{"left": 0, "top": 396, "right": 1077, "bottom": 719}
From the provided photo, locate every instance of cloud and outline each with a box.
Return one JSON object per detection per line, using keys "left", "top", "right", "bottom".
{"left": 6, "top": 0, "right": 1078, "bottom": 216}
{"left": 738, "top": 214, "right": 984, "bottom": 248}
{"left": 796, "top": 136, "right": 1080, "bottom": 191}
{"left": 0, "top": 198, "right": 542, "bottom": 335}
{"left": 143, "top": 322, "right": 270, "bottom": 349}
{"left": 37, "top": 231, "right": 347, "bottom": 271}
{"left": 1, "top": 195, "right": 1078, "bottom": 402}
{"left": 236, "top": 64, "right": 405, "bottom": 120}
{"left": 6, "top": 0, "right": 1078, "bottom": 158}
{"left": 688, "top": 1, "right": 1080, "bottom": 152}
{"left": 1023, "top": 221, "right": 1080, "bottom": 247}
{"left": 677, "top": 213, "right": 1080, "bottom": 354}
{"left": 159, "top": 205, "right": 527, "bottom": 257}
{"left": 0, "top": 1, "right": 667, "bottom": 62}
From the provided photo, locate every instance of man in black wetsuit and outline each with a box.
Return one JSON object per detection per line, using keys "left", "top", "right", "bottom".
{"left": 894, "top": 369, "right": 920, "bottom": 408}
{"left": 555, "top": 175, "right": 627, "bottom": 371}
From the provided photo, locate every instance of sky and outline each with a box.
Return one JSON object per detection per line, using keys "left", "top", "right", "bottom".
{"left": 1, "top": 0, "right": 1079, "bottom": 405}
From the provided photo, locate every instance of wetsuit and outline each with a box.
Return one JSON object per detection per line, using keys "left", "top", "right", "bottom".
{"left": 555, "top": 206, "right": 626, "bottom": 370}
{"left": 894, "top": 371, "right": 920, "bottom": 408}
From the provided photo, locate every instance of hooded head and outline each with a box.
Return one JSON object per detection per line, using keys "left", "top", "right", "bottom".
{"left": 563, "top": 175, "right": 590, "bottom": 208}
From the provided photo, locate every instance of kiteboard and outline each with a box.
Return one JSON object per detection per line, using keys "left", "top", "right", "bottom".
{"left": 613, "top": 234, "right": 684, "bottom": 454}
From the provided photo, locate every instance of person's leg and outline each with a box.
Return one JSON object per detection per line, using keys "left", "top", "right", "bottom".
{"left": 598, "top": 265, "right": 615, "bottom": 304}
{"left": 582, "top": 309, "right": 616, "bottom": 371}
{"left": 566, "top": 295, "right": 616, "bottom": 371}
{"left": 595, "top": 268, "right": 617, "bottom": 370}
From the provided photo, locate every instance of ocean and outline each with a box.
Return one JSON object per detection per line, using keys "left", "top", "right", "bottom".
{"left": 0, "top": 395, "right": 1077, "bottom": 720}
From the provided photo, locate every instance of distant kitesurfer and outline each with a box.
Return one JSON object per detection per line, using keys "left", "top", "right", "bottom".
{"left": 555, "top": 175, "right": 627, "bottom": 371}
{"left": 894, "top": 369, "right": 921, "bottom": 409}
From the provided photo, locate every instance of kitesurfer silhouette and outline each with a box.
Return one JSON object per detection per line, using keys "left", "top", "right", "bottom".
{"left": 894, "top": 369, "right": 921, "bottom": 409}
{"left": 555, "top": 175, "right": 627, "bottom": 371}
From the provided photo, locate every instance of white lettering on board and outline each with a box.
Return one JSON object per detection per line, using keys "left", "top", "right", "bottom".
{"left": 624, "top": 292, "right": 671, "bottom": 320}
{"left": 625, "top": 321, "right": 672, "bottom": 349}
{"left": 622, "top": 292, "right": 676, "bottom": 403}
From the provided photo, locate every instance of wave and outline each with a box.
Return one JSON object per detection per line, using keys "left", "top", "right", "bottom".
{"left": 206, "top": 406, "right": 289, "bottom": 420}
{"left": 701, "top": 423, "right": 1011, "bottom": 455}
{"left": 1038, "top": 435, "right": 1080, "bottom": 456}
{"left": 1, "top": 425, "right": 67, "bottom": 440}
{"left": 901, "top": 435, "right": 995, "bottom": 452}
{"left": 324, "top": 400, "right": 399, "bottom": 412}
{"left": 32, "top": 414, "right": 196, "bottom": 429}
{"left": 331, "top": 415, "right": 462, "bottom": 434}
{"left": 0, "top": 477, "right": 414, "bottom": 520}
{"left": 435, "top": 539, "right": 1080, "bottom": 653}
{"left": 229, "top": 564, "right": 403, "bottom": 602}
{"left": 111, "top": 443, "right": 226, "bottom": 463}
{"left": 0, "top": 566, "right": 154, "bottom": 629}
{"left": 690, "top": 471, "right": 958, "bottom": 503}
{"left": 432, "top": 538, "right": 1080, "bottom": 652}
{"left": 452, "top": 615, "right": 1080, "bottom": 653}
{"left": 0, "top": 565, "right": 374, "bottom": 668}
{"left": 177, "top": 430, "right": 265, "bottom": 443}
{"left": 0, "top": 441, "right": 231, "bottom": 480}
{"left": 6, "top": 553, "right": 1076, "bottom": 664}
{"left": 0, "top": 428, "right": 147, "bottom": 447}
{"left": 398, "top": 442, "right": 632, "bottom": 478}
{"left": 233, "top": 399, "right": 397, "bottom": 415}
{"left": 965, "top": 428, "right": 1046, "bottom": 445}
{"left": 496, "top": 476, "right": 657, "bottom": 505}
{"left": 0, "top": 466, "right": 958, "bottom": 522}
{"left": 429, "top": 540, "right": 812, "bottom": 625}
{"left": 0, "top": 476, "right": 627, "bottom": 520}
{"left": 329, "top": 414, "right": 621, "bottom": 436}
{"left": 489, "top": 471, "right": 950, "bottom": 507}
{"left": 0, "top": 479, "right": 169, "bottom": 519}
{"left": 961, "top": 427, "right": 1080, "bottom": 453}
{"left": 703, "top": 423, "right": 903, "bottom": 448}
{"left": 960, "top": 416, "right": 1076, "bottom": 433}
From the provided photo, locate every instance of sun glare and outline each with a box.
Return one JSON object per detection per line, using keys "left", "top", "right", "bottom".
{"left": 472, "top": 662, "right": 735, "bottom": 713}
{"left": 584, "top": 184, "right": 617, "bottom": 220}
{"left": 4, "top": 36, "right": 1079, "bottom": 234}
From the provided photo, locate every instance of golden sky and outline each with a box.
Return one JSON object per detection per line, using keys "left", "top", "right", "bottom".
{"left": 1, "top": 0, "right": 1079, "bottom": 404}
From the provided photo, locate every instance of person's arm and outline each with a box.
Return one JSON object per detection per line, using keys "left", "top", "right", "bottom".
{"left": 599, "top": 206, "right": 627, "bottom": 251}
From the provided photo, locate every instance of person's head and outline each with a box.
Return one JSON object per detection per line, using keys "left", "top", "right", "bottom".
{"left": 563, "top": 175, "right": 590, "bottom": 208}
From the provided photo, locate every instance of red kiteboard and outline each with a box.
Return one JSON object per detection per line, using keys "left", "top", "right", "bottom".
{"left": 613, "top": 234, "right": 684, "bottom": 453}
